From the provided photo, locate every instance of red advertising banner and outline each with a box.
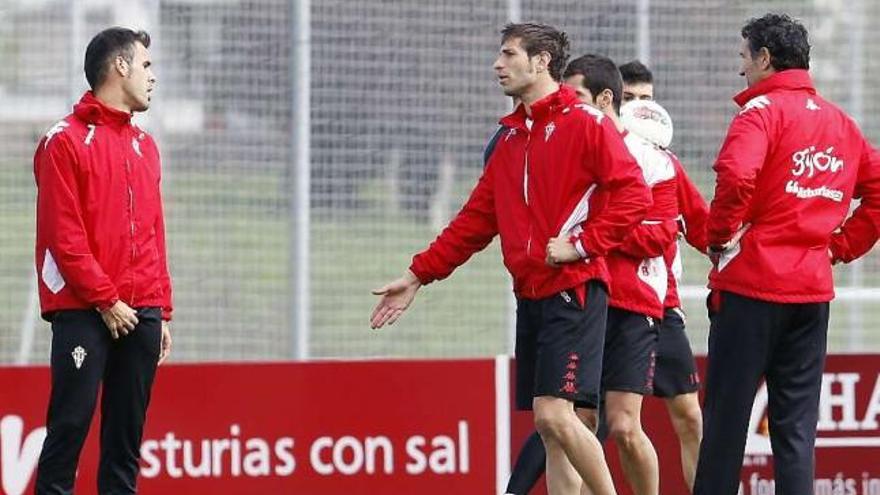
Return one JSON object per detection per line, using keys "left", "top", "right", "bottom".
{"left": 1, "top": 355, "right": 878, "bottom": 494}
{"left": 0, "top": 360, "right": 497, "bottom": 495}
{"left": 512, "top": 354, "right": 880, "bottom": 495}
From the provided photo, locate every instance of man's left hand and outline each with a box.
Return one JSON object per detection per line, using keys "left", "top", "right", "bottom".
{"left": 546, "top": 237, "right": 581, "bottom": 266}
{"left": 158, "top": 321, "right": 172, "bottom": 365}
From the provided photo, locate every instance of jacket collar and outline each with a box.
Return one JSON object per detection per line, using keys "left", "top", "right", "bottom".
{"left": 733, "top": 69, "right": 815, "bottom": 107}
{"left": 500, "top": 84, "right": 579, "bottom": 130}
{"left": 73, "top": 91, "right": 133, "bottom": 128}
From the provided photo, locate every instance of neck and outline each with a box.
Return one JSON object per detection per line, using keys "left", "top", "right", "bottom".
{"left": 520, "top": 79, "right": 559, "bottom": 117}
{"left": 93, "top": 84, "right": 132, "bottom": 114}
{"left": 608, "top": 110, "right": 623, "bottom": 132}
{"left": 749, "top": 67, "right": 777, "bottom": 88}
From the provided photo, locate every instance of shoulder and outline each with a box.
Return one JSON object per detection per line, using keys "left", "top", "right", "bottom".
{"left": 562, "top": 103, "right": 606, "bottom": 127}
{"left": 131, "top": 125, "right": 161, "bottom": 160}
{"left": 132, "top": 125, "right": 158, "bottom": 146}
{"left": 738, "top": 94, "right": 773, "bottom": 116}
{"left": 806, "top": 96, "right": 861, "bottom": 134}
{"left": 39, "top": 117, "right": 83, "bottom": 156}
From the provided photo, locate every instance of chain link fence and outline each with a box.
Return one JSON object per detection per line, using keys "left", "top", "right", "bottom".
{"left": 2, "top": 0, "right": 879, "bottom": 363}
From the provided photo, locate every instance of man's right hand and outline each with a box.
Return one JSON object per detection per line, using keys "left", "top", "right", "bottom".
{"left": 370, "top": 270, "right": 422, "bottom": 329}
{"left": 100, "top": 300, "right": 139, "bottom": 339}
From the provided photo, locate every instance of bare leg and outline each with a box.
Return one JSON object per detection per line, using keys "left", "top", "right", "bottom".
{"left": 605, "top": 391, "right": 659, "bottom": 495}
{"left": 543, "top": 433, "right": 581, "bottom": 495}
{"left": 665, "top": 392, "right": 702, "bottom": 492}
{"left": 575, "top": 407, "right": 601, "bottom": 495}
{"left": 576, "top": 407, "right": 599, "bottom": 433}
{"left": 534, "top": 396, "right": 616, "bottom": 495}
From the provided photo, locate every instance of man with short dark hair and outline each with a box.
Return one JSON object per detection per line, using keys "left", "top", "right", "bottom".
{"left": 564, "top": 53, "right": 679, "bottom": 495}
{"left": 694, "top": 13, "right": 880, "bottom": 494}
{"left": 34, "top": 26, "right": 171, "bottom": 494}
{"left": 372, "top": 22, "right": 651, "bottom": 495}
{"left": 619, "top": 60, "right": 654, "bottom": 104}
{"left": 619, "top": 60, "right": 707, "bottom": 493}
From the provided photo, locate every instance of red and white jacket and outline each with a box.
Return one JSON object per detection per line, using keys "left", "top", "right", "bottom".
{"left": 604, "top": 132, "right": 678, "bottom": 319}
{"left": 34, "top": 92, "right": 173, "bottom": 320}
{"left": 663, "top": 153, "right": 710, "bottom": 309}
{"left": 410, "top": 85, "right": 651, "bottom": 302}
{"left": 707, "top": 69, "right": 880, "bottom": 303}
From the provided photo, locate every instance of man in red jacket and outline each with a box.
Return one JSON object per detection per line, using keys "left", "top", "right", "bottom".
{"left": 34, "top": 27, "right": 172, "bottom": 494}
{"left": 371, "top": 23, "right": 650, "bottom": 495}
{"left": 619, "top": 61, "right": 707, "bottom": 493}
{"left": 695, "top": 14, "right": 880, "bottom": 494}
{"left": 563, "top": 54, "right": 678, "bottom": 495}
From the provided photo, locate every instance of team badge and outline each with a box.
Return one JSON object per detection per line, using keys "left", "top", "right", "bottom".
{"left": 72, "top": 346, "right": 87, "bottom": 370}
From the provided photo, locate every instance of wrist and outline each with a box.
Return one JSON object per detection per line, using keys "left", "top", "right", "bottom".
{"left": 405, "top": 269, "right": 423, "bottom": 287}
{"left": 569, "top": 235, "right": 588, "bottom": 259}
{"left": 96, "top": 297, "right": 119, "bottom": 313}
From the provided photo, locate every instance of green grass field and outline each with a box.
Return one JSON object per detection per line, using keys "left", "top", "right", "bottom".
{"left": 3, "top": 162, "right": 880, "bottom": 364}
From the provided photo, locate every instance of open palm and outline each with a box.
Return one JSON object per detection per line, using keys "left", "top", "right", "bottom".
{"left": 370, "top": 271, "right": 421, "bottom": 329}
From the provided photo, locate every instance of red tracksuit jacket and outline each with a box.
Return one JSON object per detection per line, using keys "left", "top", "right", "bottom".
{"left": 410, "top": 85, "right": 651, "bottom": 301}
{"left": 604, "top": 132, "right": 679, "bottom": 319}
{"left": 707, "top": 69, "right": 880, "bottom": 303}
{"left": 664, "top": 154, "right": 710, "bottom": 309}
{"left": 34, "top": 92, "right": 173, "bottom": 320}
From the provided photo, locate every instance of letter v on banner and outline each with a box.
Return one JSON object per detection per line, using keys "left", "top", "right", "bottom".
{"left": 1, "top": 415, "right": 47, "bottom": 495}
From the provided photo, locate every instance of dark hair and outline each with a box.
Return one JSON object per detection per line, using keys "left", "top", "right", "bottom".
{"left": 501, "top": 23, "right": 570, "bottom": 81}
{"left": 84, "top": 27, "right": 151, "bottom": 90}
{"left": 741, "top": 13, "right": 810, "bottom": 71}
{"left": 618, "top": 60, "right": 653, "bottom": 85}
{"left": 563, "top": 53, "right": 623, "bottom": 113}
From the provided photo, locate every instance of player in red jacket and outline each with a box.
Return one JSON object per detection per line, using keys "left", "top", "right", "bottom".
{"left": 372, "top": 23, "right": 651, "bottom": 495}
{"left": 618, "top": 61, "right": 708, "bottom": 493}
{"left": 563, "top": 54, "right": 678, "bottom": 495}
{"left": 694, "top": 14, "right": 880, "bottom": 495}
{"left": 34, "top": 27, "right": 172, "bottom": 494}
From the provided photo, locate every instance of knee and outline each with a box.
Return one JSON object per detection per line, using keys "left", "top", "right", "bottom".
{"left": 681, "top": 410, "right": 703, "bottom": 441}
{"left": 672, "top": 405, "right": 703, "bottom": 442}
{"left": 534, "top": 410, "right": 573, "bottom": 442}
{"left": 607, "top": 413, "right": 642, "bottom": 449}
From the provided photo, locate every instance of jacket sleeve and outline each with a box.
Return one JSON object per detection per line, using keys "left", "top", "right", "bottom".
{"left": 707, "top": 107, "right": 770, "bottom": 247}
{"left": 409, "top": 163, "right": 498, "bottom": 285}
{"left": 575, "top": 118, "right": 651, "bottom": 257}
{"left": 35, "top": 135, "right": 119, "bottom": 309}
{"left": 830, "top": 140, "right": 880, "bottom": 263}
{"left": 617, "top": 177, "right": 679, "bottom": 258}
{"left": 154, "top": 157, "right": 173, "bottom": 321}
{"left": 673, "top": 158, "right": 710, "bottom": 253}
{"left": 483, "top": 126, "right": 506, "bottom": 169}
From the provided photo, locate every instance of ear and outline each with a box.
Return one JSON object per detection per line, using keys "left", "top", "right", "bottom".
{"left": 757, "top": 46, "right": 772, "bottom": 71}
{"left": 535, "top": 51, "right": 551, "bottom": 73}
{"left": 598, "top": 89, "right": 614, "bottom": 110}
{"left": 115, "top": 56, "right": 129, "bottom": 77}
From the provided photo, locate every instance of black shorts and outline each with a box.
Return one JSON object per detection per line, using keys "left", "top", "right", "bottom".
{"left": 515, "top": 280, "right": 607, "bottom": 411}
{"left": 652, "top": 307, "right": 700, "bottom": 397}
{"left": 602, "top": 306, "right": 659, "bottom": 395}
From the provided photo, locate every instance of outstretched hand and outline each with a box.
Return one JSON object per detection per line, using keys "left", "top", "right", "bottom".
{"left": 370, "top": 270, "right": 422, "bottom": 329}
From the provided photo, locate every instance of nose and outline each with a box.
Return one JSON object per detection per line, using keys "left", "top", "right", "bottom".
{"left": 493, "top": 56, "right": 503, "bottom": 71}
